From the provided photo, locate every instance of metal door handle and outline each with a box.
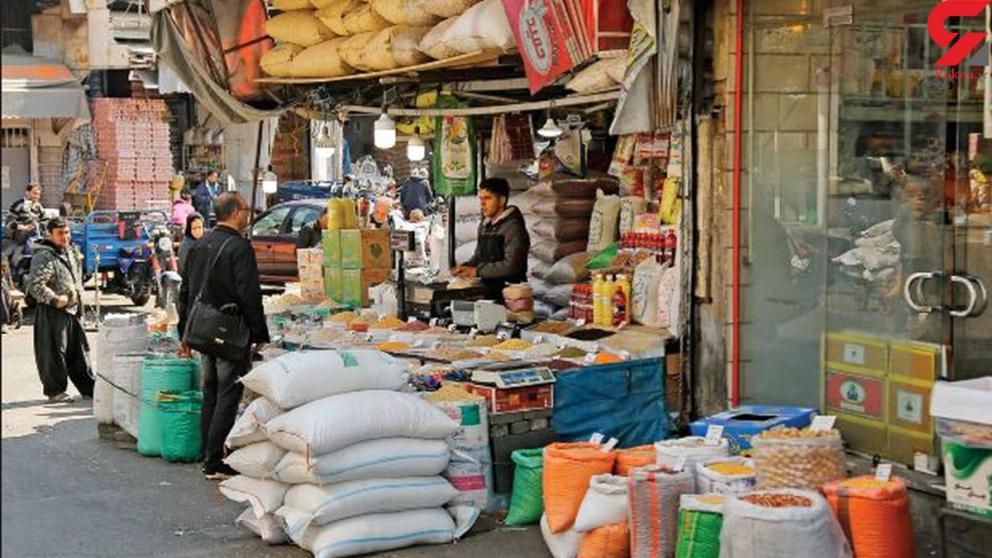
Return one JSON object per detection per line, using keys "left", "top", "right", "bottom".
{"left": 903, "top": 271, "right": 937, "bottom": 313}
{"left": 952, "top": 273, "right": 988, "bottom": 318}
{"left": 949, "top": 274, "right": 979, "bottom": 318}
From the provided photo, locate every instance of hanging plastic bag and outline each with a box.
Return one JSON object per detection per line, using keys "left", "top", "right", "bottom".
{"left": 433, "top": 95, "right": 476, "bottom": 196}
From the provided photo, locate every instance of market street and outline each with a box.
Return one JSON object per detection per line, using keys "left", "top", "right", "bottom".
{"left": 0, "top": 295, "right": 544, "bottom": 558}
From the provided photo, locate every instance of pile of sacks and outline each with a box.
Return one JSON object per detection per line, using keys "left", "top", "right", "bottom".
{"left": 218, "top": 349, "right": 477, "bottom": 557}
{"left": 261, "top": 0, "right": 515, "bottom": 79}
{"left": 93, "top": 313, "right": 149, "bottom": 436}
{"left": 511, "top": 173, "right": 619, "bottom": 317}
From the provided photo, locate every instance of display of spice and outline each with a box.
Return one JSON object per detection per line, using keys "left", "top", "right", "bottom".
{"left": 568, "top": 329, "right": 615, "bottom": 341}
{"left": 376, "top": 340, "right": 411, "bottom": 352}
{"left": 329, "top": 311, "right": 357, "bottom": 323}
{"left": 264, "top": 293, "right": 304, "bottom": 313}
{"left": 467, "top": 335, "right": 500, "bottom": 347}
{"left": 528, "top": 321, "right": 574, "bottom": 334}
{"left": 397, "top": 320, "right": 430, "bottom": 331}
{"left": 546, "top": 359, "right": 581, "bottom": 370}
{"left": 372, "top": 316, "right": 406, "bottom": 330}
{"left": 493, "top": 338, "right": 532, "bottom": 351}
{"left": 739, "top": 493, "right": 813, "bottom": 508}
{"left": 436, "top": 348, "right": 485, "bottom": 361}
{"left": 525, "top": 343, "right": 560, "bottom": 358}
{"left": 594, "top": 352, "right": 623, "bottom": 363}
{"left": 483, "top": 350, "right": 512, "bottom": 361}
{"left": 423, "top": 382, "right": 484, "bottom": 402}
{"left": 556, "top": 346, "right": 589, "bottom": 359}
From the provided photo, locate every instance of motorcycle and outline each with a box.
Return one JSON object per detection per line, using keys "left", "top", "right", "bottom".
{"left": 1, "top": 259, "right": 24, "bottom": 329}
{"left": 147, "top": 221, "right": 181, "bottom": 310}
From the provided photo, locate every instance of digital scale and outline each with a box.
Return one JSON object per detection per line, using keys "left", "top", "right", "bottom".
{"left": 471, "top": 365, "right": 556, "bottom": 388}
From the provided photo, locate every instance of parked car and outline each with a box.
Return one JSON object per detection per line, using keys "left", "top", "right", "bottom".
{"left": 250, "top": 199, "right": 325, "bottom": 283}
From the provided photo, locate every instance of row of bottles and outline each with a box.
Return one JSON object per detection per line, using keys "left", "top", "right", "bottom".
{"left": 592, "top": 273, "right": 631, "bottom": 327}
{"left": 619, "top": 229, "right": 678, "bottom": 265}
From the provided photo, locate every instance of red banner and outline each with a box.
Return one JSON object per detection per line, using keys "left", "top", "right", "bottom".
{"left": 502, "top": 0, "right": 578, "bottom": 94}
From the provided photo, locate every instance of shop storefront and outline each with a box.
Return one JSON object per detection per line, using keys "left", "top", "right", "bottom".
{"left": 729, "top": 0, "right": 991, "bottom": 466}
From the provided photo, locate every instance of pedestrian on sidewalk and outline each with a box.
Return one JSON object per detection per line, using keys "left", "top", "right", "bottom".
{"left": 178, "top": 193, "right": 269, "bottom": 480}
{"left": 177, "top": 212, "right": 204, "bottom": 271}
{"left": 27, "top": 217, "right": 94, "bottom": 403}
{"left": 193, "top": 170, "right": 222, "bottom": 225}
{"left": 170, "top": 189, "right": 196, "bottom": 227}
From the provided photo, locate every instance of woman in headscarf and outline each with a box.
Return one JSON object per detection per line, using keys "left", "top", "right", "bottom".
{"left": 178, "top": 212, "right": 204, "bottom": 271}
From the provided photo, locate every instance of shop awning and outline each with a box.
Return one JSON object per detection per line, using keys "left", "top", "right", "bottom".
{"left": 1, "top": 49, "right": 90, "bottom": 120}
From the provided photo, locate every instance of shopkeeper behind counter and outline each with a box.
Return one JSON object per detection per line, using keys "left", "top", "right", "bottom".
{"left": 452, "top": 178, "right": 530, "bottom": 303}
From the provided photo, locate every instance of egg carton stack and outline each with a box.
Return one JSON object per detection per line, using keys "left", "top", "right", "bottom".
{"left": 91, "top": 98, "right": 173, "bottom": 209}
{"left": 219, "top": 349, "right": 477, "bottom": 557}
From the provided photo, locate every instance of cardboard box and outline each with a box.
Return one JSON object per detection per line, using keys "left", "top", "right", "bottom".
{"left": 824, "top": 332, "right": 888, "bottom": 374}
{"left": 889, "top": 341, "right": 941, "bottom": 381}
{"left": 824, "top": 369, "right": 885, "bottom": 420}
{"left": 888, "top": 378, "right": 932, "bottom": 435}
{"left": 339, "top": 229, "right": 391, "bottom": 270}
{"left": 837, "top": 413, "right": 888, "bottom": 455}
{"left": 341, "top": 269, "right": 363, "bottom": 307}
{"left": 322, "top": 230, "right": 341, "bottom": 268}
{"left": 931, "top": 378, "right": 992, "bottom": 516}
{"left": 323, "top": 267, "right": 342, "bottom": 302}
{"left": 941, "top": 438, "right": 992, "bottom": 517}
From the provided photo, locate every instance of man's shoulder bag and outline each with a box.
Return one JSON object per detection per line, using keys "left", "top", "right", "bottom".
{"left": 182, "top": 237, "right": 251, "bottom": 361}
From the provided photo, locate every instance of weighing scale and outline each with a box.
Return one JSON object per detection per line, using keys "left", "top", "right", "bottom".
{"left": 471, "top": 365, "right": 556, "bottom": 388}
{"left": 403, "top": 281, "right": 488, "bottom": 321}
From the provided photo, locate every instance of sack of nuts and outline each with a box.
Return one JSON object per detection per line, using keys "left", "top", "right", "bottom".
{"left": 751, "top": 428, "right": 846, "bottom": 490}
{"left": 721, "top": 489, "right": 853, "bottom": 558}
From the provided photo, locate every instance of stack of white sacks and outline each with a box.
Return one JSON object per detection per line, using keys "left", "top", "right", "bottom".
{"left": 93, "top": 313, "right": 149, "bottom": 434}
{"left": 217, "top": 350, "right": 477, "bottom": 557}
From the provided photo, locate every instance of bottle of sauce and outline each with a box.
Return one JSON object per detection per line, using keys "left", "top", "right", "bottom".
{"left": 592, "top": 275, "right": 604, "bottom": 325}
{"left": 612, "top": 282, "right": 628, "bottom": 327}
{"left": 601, "top": 275, "right": 616, "bottom": 326}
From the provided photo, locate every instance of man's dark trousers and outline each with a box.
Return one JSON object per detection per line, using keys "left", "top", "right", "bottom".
{"left": 200, "top": 353, "right": 247, "bottom": 467}
{"left": 34, "top": 304, "right": 95, "bottom": 397}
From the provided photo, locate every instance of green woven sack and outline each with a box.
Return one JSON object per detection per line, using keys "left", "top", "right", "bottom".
{"left": 504, "top": 448, "right": 545, "bottom": 526}
{"left": 137, "top": 356, "right": 198, "bottom": 457}
{"left": 159, "top": 391, "right": 203, "bottom": 463}
{"left": 675, "top": 507, "right": 723, "bottom": 558}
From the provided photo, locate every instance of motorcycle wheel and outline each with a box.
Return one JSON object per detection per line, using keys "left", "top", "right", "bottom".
{"left": 126, "top": 265, "right": 152, "bottom": 307}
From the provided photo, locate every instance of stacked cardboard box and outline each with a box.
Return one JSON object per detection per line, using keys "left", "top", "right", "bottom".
{"left": 91, "top": 98, "right": 174, "bottom": 209}
{"left": 296, "top": 247, "right": 325, "bottom": 302}
{"left": 321, "top": 228, "right": 392, "bottom": 307}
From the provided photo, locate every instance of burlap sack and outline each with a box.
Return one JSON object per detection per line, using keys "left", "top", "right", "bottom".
{"left": 423, "top": 0, "right": 481, "bottom": 17}
{"left": 315, "top": 0, "right": 361, "bottom": 35}
{"left": 291, "top": 38, "right": 354, "bottom": 78}
{"left": 337, "top": 31, "right": 377, "bottom": 72}
{"left": 370, "top": 0, "right": 441, "bottom": 26}
{"left": 272, "top": 0, "right": 312, "bottom": 9}
{"left": 265, "top": 10, "right": 336, "bottom": 47}
{"left": 260, "top": 43, "right": 304, "bottom": 77}
{"left": 343, "top": 3, "right": 392, "bottom": 34}
{"left": 365, "top": 26, "right": 432, "bottom": 70}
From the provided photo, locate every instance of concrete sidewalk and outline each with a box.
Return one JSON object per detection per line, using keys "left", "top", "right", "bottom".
{"left": 1, "top": 296, "right": 544, "bottom": 558}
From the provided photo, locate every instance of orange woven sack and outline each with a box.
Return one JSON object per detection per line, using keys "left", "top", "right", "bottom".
{"left": 578, "top": 521, "right": 630, "bottom": 558}
{"left": 615, "top": 445, "right": 655, "bottom": 476}
{"left": 822, "top": 476, "right": 915, "bottom": 558}
{"left": 544, "top": 442, "right": 618, "bottom": 533}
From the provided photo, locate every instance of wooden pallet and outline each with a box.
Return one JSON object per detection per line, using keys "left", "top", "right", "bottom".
{"left": 254, "top": 50, "right": 503, "bottom": 85}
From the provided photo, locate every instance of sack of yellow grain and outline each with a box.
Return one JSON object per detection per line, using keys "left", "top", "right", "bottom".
{"left": 266, "top": 10, "right": 336, "bottom": 47}
{"left": 337, "top": 31, "right": 377, "bottom": 72}
{"left": 696, "top": 456, "right": 757, "bottom": 496}
{"left": 370, "top": 0, "right": 441, "bottom": 26}
{"left": 343, "top": 3, "right": 392, "bottom": 34}
{"left": 260, "top": 43, "right": 303, "bottom": 77}
{"left": 423, "top": 0, "right": 481, "bottom": 18}
{"left": 364, "top": 26, "right": 432, "bottom": 70}
{"left": 272, "top": 0, "right": 313, "bottom": 9}
{"left": 310, "top": 0, "right": 338, "bottom": 7}
{"left": 291, "top": 38, "right": 354, "bottom": 78}
{"left": 315, "top": 0, "right": 361, "bottom": 35}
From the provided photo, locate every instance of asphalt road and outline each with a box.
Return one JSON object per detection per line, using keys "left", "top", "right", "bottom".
{"left": 1, "top": 294, "right": 544, "bottom": 558}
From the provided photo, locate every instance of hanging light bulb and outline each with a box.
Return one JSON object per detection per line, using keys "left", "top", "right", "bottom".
{"left": 374, "top": 113, "right": 396, "bottom": 149}
{"left": 314, "top": 124, "right": 336, "bottom": 159}
{"left": 407, "top": 127, "right": 425, "bottom": 161}
{"left": 537, "top": 116, "right": 564, "bottom": 139}
{"left": 262, "top": 166, "right": 278, "bottom": 194}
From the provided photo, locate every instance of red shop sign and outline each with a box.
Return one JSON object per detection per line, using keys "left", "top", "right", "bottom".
{"left": 502, "top": 0, "right": 578, "bottom": 93}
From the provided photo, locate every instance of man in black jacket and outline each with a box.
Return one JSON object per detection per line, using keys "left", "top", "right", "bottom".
{"left": 178, "top": 192, "right": 269, "bottom": 480}
{"left": 453, "top": 178, "right": 530, "bottom": 303}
